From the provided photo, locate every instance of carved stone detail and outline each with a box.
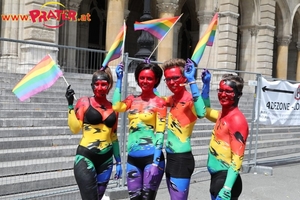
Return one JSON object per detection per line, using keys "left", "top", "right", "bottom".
{"left": 277, "top": 36, "right": 292, "bottom": 46}
{"left": 197, "top": 11, "right": 215, "bottom": 24}
{"left": 218, "top": 11, "right": 239, "bottom": 19}
{"left": 157, "top": 3, "right": 178, "bottom": 14}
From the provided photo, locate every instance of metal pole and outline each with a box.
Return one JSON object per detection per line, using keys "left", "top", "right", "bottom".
{"left": 120, "top": 52, "right": 129, "bottom": 187}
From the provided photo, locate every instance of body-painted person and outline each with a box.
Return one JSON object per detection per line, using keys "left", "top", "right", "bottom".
{"left": 65, "top": 67, "right": 122, "bottom": 200}
{"left": 201, "top": 70, "right": 249, "bottom": 200}
{"left": 160, "top": 58, "right": 206, "bottom": 200}
{"left": 113, "top": 62, "right": 167, "bottom": 200}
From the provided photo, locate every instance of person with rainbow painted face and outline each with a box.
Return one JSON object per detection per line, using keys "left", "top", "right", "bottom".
{"left": 65, "top": 67, "right": 122, "bottom": 200}
{"left": 161, "top": 58, "right": 206, "bottom": 200}
{"left": 201, "top": 70, "right": 249, "bottom": 200}
{"left": 113, "top": 62, "right": 167, "bottom": 200}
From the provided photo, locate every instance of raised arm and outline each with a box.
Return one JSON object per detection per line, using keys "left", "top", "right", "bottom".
{"left": 112, "top": 63, "right": 128, "bottom": 112}
{"left": 184, "top": 58, "right": 206, "bottom": 118}
{"left": 65, "top": 85, "right": 82, "bottom": 134}
{"left": 201, "top": 70, "right": 219, "bottom": 123}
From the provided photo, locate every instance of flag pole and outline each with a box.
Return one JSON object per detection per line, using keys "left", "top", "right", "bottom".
{"left": 48, "top": 54, "right": 78, "bottom": 101}
{"left": 147, "top": 13, "right": 183, "bottom": 60}
{"left": 121, "top": 20, "right": 126, "bottom": 63}
{"left": 61, "top": 75, "right": 77, "bottom": 100}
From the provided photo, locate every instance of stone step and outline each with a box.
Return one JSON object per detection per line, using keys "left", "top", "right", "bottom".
{"left": 0, "top": 127, "right": 71, "bottom": 138}
{"left": 0, "top": 145, "right": 77, "bottom": 162}
{"left": 0, "top": 156, "right": 74, "bottom": 177}
{"left": 0, "top": 135, "right": 81, "bottom": 150}
{"left": 0, "top": 169, "right": 76, "bottom": 196}
{"left": 0, "top": 110, "right": 68, "bottom": 118}
{"left": 0, "top": 102, "right": 68, "bottom": 110}
{"left": 0, "top": 118, "right": 67, "bottom": 127}
{"left": 255, "top": 152, "right": 300, "bottom": 166}
{"left": 0, "top": 185, "right": 81, "bottom": 200}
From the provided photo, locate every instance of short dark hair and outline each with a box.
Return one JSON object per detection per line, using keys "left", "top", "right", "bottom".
{"left": 161, "top": 58, "right": 186, "bottom": 74}
{"left": 91, "top": 67, "right": 113, "bottom": 93}
{"left": 134, "top": 62, "right": 163, "bottom": 88}
{"left": 221, "top": 74, "right": 244, "bottom": 94}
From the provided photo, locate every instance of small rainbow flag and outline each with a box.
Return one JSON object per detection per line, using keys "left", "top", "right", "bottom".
{"left": 12, "top": 54, "right": 63, "bottom": 101}
{"left": 191, "top": 13, "right": 218, "bottom": 65}
{"left": 134, "top": 16, "right": 181, "bottom": 40}
{"left": 102, "top": 25, "right": 127, "bottom": 67}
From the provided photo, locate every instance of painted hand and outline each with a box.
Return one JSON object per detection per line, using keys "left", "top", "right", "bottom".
{"left": 201, "top": 69, "right": 211, "bottom": 84}
{"left": 114, "top": 163, "right": 122, "bottom": 179}
{"left": 184, "top": 58, "right": 197, "bottom": 82}
{"left": 116, "top": 63, "right": 124, "bottom": 80}
{"left": 147, "top": 164, "right": 160, "bottom": 183}
{"left": 65, "top": 85, "right": 75, "bottom": 106}
{"left": 201, "top": 69, "right": 211, "bottom": 99}
{"left": 216, "top": 187, "right": 231, "bottom": 200}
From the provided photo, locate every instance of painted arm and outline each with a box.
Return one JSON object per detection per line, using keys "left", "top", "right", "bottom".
{"left": 201, "top": 69, "right": 211, "bottom": 107}
{"left": 148, "top": 99, "right": 167, "bottom": 179}
{"left": 184, "top": 58, "right": 206, "bottom": 118}
{"left": 112, "top": 63, "right": 128, "bottom": 112}
{"left": 199, "top": 69, "right": 219, "bottom": 122}
{"left": 217, "top": 114, "right": 249, "bottom": 200}
{"left": 65, "top": 85, "right": 82, "bottom": 134}
{"left": 111, "top": 112, "right": 122, "bottom": 179}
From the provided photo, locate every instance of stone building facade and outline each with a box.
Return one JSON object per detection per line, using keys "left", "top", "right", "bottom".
{"left": 1, "top": 0, "right": 300, "bottom": 82}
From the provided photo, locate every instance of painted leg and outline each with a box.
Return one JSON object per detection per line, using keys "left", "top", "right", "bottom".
{"left": 142, "top": 160, "right": 165, "bottom": 200}
{"left": 96, "top": 164, "right": 112, "bottom": 199}
{"left": 168, "top": 177, "right": 190, "bottom": 200}
{"left": 127, "top": 163, "right": 143, "bottom": 200}
{"left": 74, "top": 155, "right": 98, "bottom": 200}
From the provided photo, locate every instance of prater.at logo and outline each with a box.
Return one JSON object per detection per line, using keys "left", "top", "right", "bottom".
{"left": 29, "top": 1, "right": 91, "bottom": 28}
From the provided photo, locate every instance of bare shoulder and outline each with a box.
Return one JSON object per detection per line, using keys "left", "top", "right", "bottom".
{"left": 154, "top": 96, "right": 167, "bottom": 107}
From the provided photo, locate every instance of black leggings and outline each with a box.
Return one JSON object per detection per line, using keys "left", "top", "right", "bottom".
{"left": 74, "top": 145, "right": 113, "bottom": 200}
{"left": 165, "top": 151, "right": 195, "bottom": 178}
{"left": 210, "top": 170, "right": 242, "bottom": 199}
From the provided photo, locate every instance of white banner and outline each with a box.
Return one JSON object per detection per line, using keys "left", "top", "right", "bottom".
{"left": 258, "top": 77, "right": 300, "bottom": 126}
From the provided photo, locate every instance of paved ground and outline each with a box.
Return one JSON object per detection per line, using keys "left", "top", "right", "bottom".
{"left": 111, "top": 163, "right": 300, "bottom": 200}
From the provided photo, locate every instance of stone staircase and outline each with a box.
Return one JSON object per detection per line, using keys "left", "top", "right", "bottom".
{"left": 1, "top": 72, "right": 300, "bottom": 199}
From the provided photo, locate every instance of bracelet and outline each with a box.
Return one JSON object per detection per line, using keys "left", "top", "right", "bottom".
{"left": 116, "top": 162, "right": 121, "bottom": 165}
{"left": 223, "top": 186, "right": 232, "bottom": 191}
{"left": 188, "top": 81, "right": 197, "bottom": 85}
{"left": 152, "top": 163, "right": 158, "bottom": 167}
{"left": 68, "top": 105, "right": 74, "bottom": 110}
{"left": 179, "top": 81, "right": 197, "bottom": 86}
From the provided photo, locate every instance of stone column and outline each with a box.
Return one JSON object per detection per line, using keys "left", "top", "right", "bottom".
{"left": 156, "top": 1, "right": 179, "bottom": 62}
{"left": 63, "top": 2, "right": 81, "bottom": 72}
{"left": 196, "top": 11, "right": 215, "bottom": 68}
{"left": 172, "top": 22, "right": 182, "bottom": 58}
{"left": 296, "top": 42, "right": 300, "bottom": 81}
{"left": 212, "top": 10, "right": 239, "bottom": 90}
{"left": 19, "top": 2, "right": 59, "bottom": 74}
{"left": 106, "top": 0, "right": 125, "bottom": 66}
{"left": 276, "top": 36, "right": 291, "bottom": 79}
{"left": 0, "top": 0, "right": 20, "bottom": 73}
{"left": 256, "top": 0, "right": 275, "bottom": 77}
{"left": 239, "top": 26, "right": 258, "bottom": 80}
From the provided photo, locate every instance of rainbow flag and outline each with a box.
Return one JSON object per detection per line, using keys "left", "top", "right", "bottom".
{"left": 102, "top": 25, "right": 126, "bottom": 67}
{"left": 12, "top": 54, "right": 63, "bottom": 101}
{"left": 134, "top": 16, "right": 180, "bottom": 40}
{"left": 191, "top": 13, "right": 218, "bottom": 64}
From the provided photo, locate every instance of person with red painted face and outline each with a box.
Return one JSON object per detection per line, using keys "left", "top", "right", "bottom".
{"left": 65, "top": 67, "right": 122, "bottom": 200}
{"left": 160, "top": 58, "right": 206, "bottom": 200}
{"left": 201, "top": 70, "right": 249, "bottom": 200}
{"left": 113, "top": 62, "right": 167, "bottom": 200}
